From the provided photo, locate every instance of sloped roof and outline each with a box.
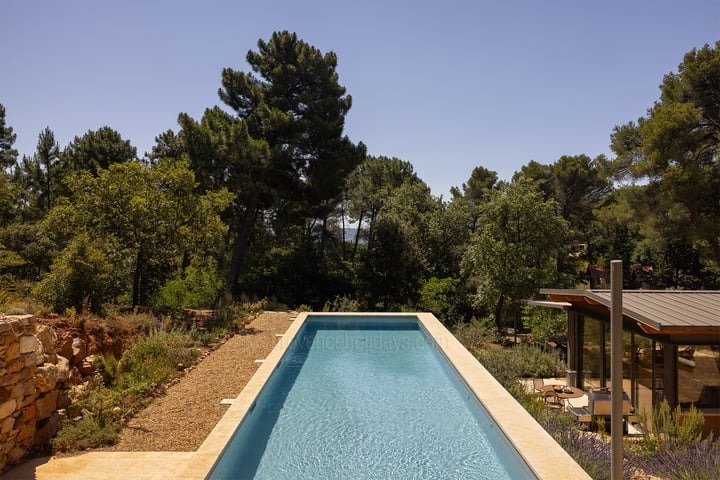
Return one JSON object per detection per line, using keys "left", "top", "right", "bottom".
{"left": 539, "top": 289, "right": 720, "bottom": 335}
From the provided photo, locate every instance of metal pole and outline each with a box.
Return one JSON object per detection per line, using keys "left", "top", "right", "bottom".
{"left": 610, "top": 260, "right": 624, "bottom": 480}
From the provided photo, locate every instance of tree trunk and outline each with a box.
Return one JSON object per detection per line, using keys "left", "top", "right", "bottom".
{"left": 352, "top": 211, "right": 363, "bottom": 261}
{"left": 710, "top": 237, "right": 720, "bottom": 270}
{"left": 132, "top": 249, "right": 143, "bottom": 307}
{"left": 223, "top": 191, "right": 260, "bottom": 303}
{"left": 494, "top": 294, "right": 505, "bottom": 332}
{"left": 341, "top": 202, "right": 346, "bottom": 261}
{"left": 320, "top": 215, "right": 327, "bottom": 270}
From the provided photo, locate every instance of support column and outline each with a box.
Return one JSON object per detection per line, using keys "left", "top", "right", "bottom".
{"left": 610, "top": 260, "right": 624, "bottom": 480}
{"left": 599, "top": 319, "right": 607, "bottom": 389}
{"left": 663, "top": 343, "right": 678, "bottom": 408}
{"left": 567, "top": 311, "right": 577, "bottom": 387}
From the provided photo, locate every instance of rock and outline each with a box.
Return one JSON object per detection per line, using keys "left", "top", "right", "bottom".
{"left": 67, "top": 366, "right": 83, "bottom": 385}
{"left": 56, "top": 355, "right": 71, "bottom": 382}
{"left": 36, "top": 390, "right": 58, "bottom": 421}
{"left": 4, "top": 341, "right": 19, "bottom": 362}
{"left": 58, "top": 337, "right": 73, "bottom": 361}
{"left": 35, "top": 325, "right": 57, "bottom": 355}
{"left": 0, "top": 399, "right": 16, "bottom": 420}
{"left": 43, "top": 352, "right": 58, "bottom": 364}
{"left": 19, "top": 335, "right": 39, "bottom": 354}
{"left": 7, "top": 445, "right": 27, "bottom": 464}
{"left": 1, "top": 416, "right": 14, "bottom": 434}
{"left": 77, "top": 355, "right": 95, "bottom": 377}
{"left": 71, "top": 337, "right": 88, "bottom": 364}
{"left": 57, "top": 390, "right": 71, "bottom": 410}
{"left": 34, "top": 409, "right": 65, "bottom": 446}
{"left": 35, "top": 364, "right": 59, "bottom": 393}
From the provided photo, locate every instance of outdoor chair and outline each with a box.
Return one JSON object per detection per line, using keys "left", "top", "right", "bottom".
{"left": 543, "top": 390, "right": 563, "bottom": 408}
{"left": 533, "top": 378, "right": 545, "bottom": 391}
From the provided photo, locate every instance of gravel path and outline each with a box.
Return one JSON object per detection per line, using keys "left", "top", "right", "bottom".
{"left": 108, "top": 311, "right": 294, "bottom": 452}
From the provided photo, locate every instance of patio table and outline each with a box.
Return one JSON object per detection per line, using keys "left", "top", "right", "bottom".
{"left": 538, "top": 384, "right": 585, "bottom": 400}
{"left": 538, "top": 384, "right": 585, "bottom": 408}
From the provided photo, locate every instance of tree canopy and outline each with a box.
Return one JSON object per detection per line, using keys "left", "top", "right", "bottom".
{"left": 462, "top": 178, "right": 569, "bottom": 329}
{"left": 611, "top": 41, "right": 719, "bottom": 272}
{"left": 40, "top": 159, "right": 231, "bottom": 308}
{"left": 0, "top": 37, "right": 717, "bottom": 324}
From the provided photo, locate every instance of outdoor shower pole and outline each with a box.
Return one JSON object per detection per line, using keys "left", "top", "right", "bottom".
{"left": 610, "top": 260, "right": 624, "bottom": 480}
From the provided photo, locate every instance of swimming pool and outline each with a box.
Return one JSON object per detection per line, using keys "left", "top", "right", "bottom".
{"left": 208, "top": 316, "right": 533, "bottom": 479}
{"left": 198, "top": 313, "right": 590, "bottom": 480}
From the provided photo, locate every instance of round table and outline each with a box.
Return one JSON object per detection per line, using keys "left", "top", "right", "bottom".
{"left": 538, "top": 385, "right": 585, "bottom": 399}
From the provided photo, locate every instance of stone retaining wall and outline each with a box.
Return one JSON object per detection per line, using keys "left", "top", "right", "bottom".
{"left": 0, "top": 315, "right": 71, "bottom": 471}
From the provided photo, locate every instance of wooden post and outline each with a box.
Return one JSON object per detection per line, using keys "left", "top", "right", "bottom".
{"left": 611, "top": 260, "right": 624, "bottom": 480}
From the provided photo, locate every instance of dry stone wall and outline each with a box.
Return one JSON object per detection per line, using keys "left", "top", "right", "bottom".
{"left": 0, "top": 315, "right": 71, "bottom": 471}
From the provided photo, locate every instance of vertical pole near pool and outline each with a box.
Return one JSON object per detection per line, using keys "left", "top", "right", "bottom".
{"left": 610, "top": 260, "right": 623, "bottom": 480}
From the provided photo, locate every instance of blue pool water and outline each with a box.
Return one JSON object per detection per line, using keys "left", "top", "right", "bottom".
{"left": 208, "top": 316, "right": 536, "bottom": 479}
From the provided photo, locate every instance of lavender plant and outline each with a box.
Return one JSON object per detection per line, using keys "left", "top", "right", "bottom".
{"left": 629, "top": 399, "right": 719, "bottom": 479}
{"left": 640, "top": 436, "right": 720, "bottom": 480}
{"left": 536, "top": 409, "right": 646, "bottom": 479}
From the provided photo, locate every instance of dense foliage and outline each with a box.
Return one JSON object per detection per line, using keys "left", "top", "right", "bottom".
{"left": 1, "top": 36, "right": 718, "bottom": 327}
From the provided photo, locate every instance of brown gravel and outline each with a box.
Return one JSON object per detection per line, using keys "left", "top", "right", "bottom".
{"left": 107, "top": 311, "right": 294, "bottom": 452}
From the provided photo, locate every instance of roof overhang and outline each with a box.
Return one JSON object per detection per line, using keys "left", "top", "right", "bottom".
{"left": 538, "top": 289, "right": 720, "bottom": 344}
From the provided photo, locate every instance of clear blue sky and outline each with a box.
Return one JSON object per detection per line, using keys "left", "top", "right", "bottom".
{"left": 3, "top": 0, "right": 718, "bottom": 198}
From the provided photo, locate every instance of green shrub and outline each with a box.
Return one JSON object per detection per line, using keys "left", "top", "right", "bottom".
{"left": 118, "top": 329, "right": 201, "bottom": 388}
{"left": 475, "top": 343, "right": 564, "bottom": 402}
{"left": 32, "top": 233, "right": 111, "bottom": 314}
{"left": 452, "top": 317, "right": 501, "bottom": 351}
{"left": 51, "top": 415, "right": 119, "bottom": 452}
{"left": 512, "top": 344, "right": 566, "bottom": 378}
{"left": 635, "top": 399, "right": 704, "bottom": 453}
{"left": 51, "top": 382, "right": 122, "bottom": 452}
{"left": 417, "top": 277, "right": 459, "bottom": 322}
{"left": 211, "top": 302, "right": 249, "bottom": 331}
{"left": 521, "top": 305, "right": 567, "bottom": 345}
{"left": 322, "top": 295, "right": 359, "bottom": 312}
{"left": 475, "top": 348, "right": 526, "bottom": 400}
{"left": 190, "top": 327, "right": 227, "bottom": 347}
{"left": 0, "top": 289, "right": 12, "bottom": 310}
{"left": 154, "top": 257, "right": 224, "bottom": 308}
{"left": 95, "top": 352, "right": 120, "bottom": 386}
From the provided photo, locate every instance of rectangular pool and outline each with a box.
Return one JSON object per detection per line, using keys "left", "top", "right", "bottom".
{"left": 207, "top": 315, "right": 535, "bottom": 479}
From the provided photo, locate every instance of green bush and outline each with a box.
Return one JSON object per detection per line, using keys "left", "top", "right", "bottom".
{"left": 190, "top": 327, "right": 227, "bottom": 347}
{"left": 521, "top": 305, "right": 567, "bottom": 345}
{"left": 634, "top": 399, "right": 704, "bottom": 453}
{"left": 475, "top": 344, "right": 564, "bottom": 401}
{"left": 322, "top": 295, "right": 359, "bottom": 312}
{"left": 118, "top": 329, "right": 201, "bottom": 388}
{"left": 512, "top": 344, "right": 566, "bottom": 378}
{"left": 211, "top": 302, "right": 249, "bottom": 331}
{"left": 475, "top": 348, "right": 526, "bottom": 399}
{"left": 51, "top": 382, "right": 122, "bottom": 452}
{"left": 32, "top": 233, "right": 110, "bottom": 314}
{"left": 51, "top": 415, "right": 119, "bottom": 452}
{"left": 452, "top": 317, "right": 501, "bottom": 351}
{"left": 154, "top": 257, "right": 224, "bottom": 308}
{"left": 0, "top": 289, "right": 12, "bottom": 310}
{"left": 417, "top": 277, "right": 459, "bottom": 322}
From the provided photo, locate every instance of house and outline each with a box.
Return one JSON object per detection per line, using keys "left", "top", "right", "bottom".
{"left": 534, "top": 289, "right": 720, "bottom": 436}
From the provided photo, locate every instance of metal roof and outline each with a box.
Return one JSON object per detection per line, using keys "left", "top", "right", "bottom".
{"left": 539, "top": 289, "right": 720, "bottom": 334}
